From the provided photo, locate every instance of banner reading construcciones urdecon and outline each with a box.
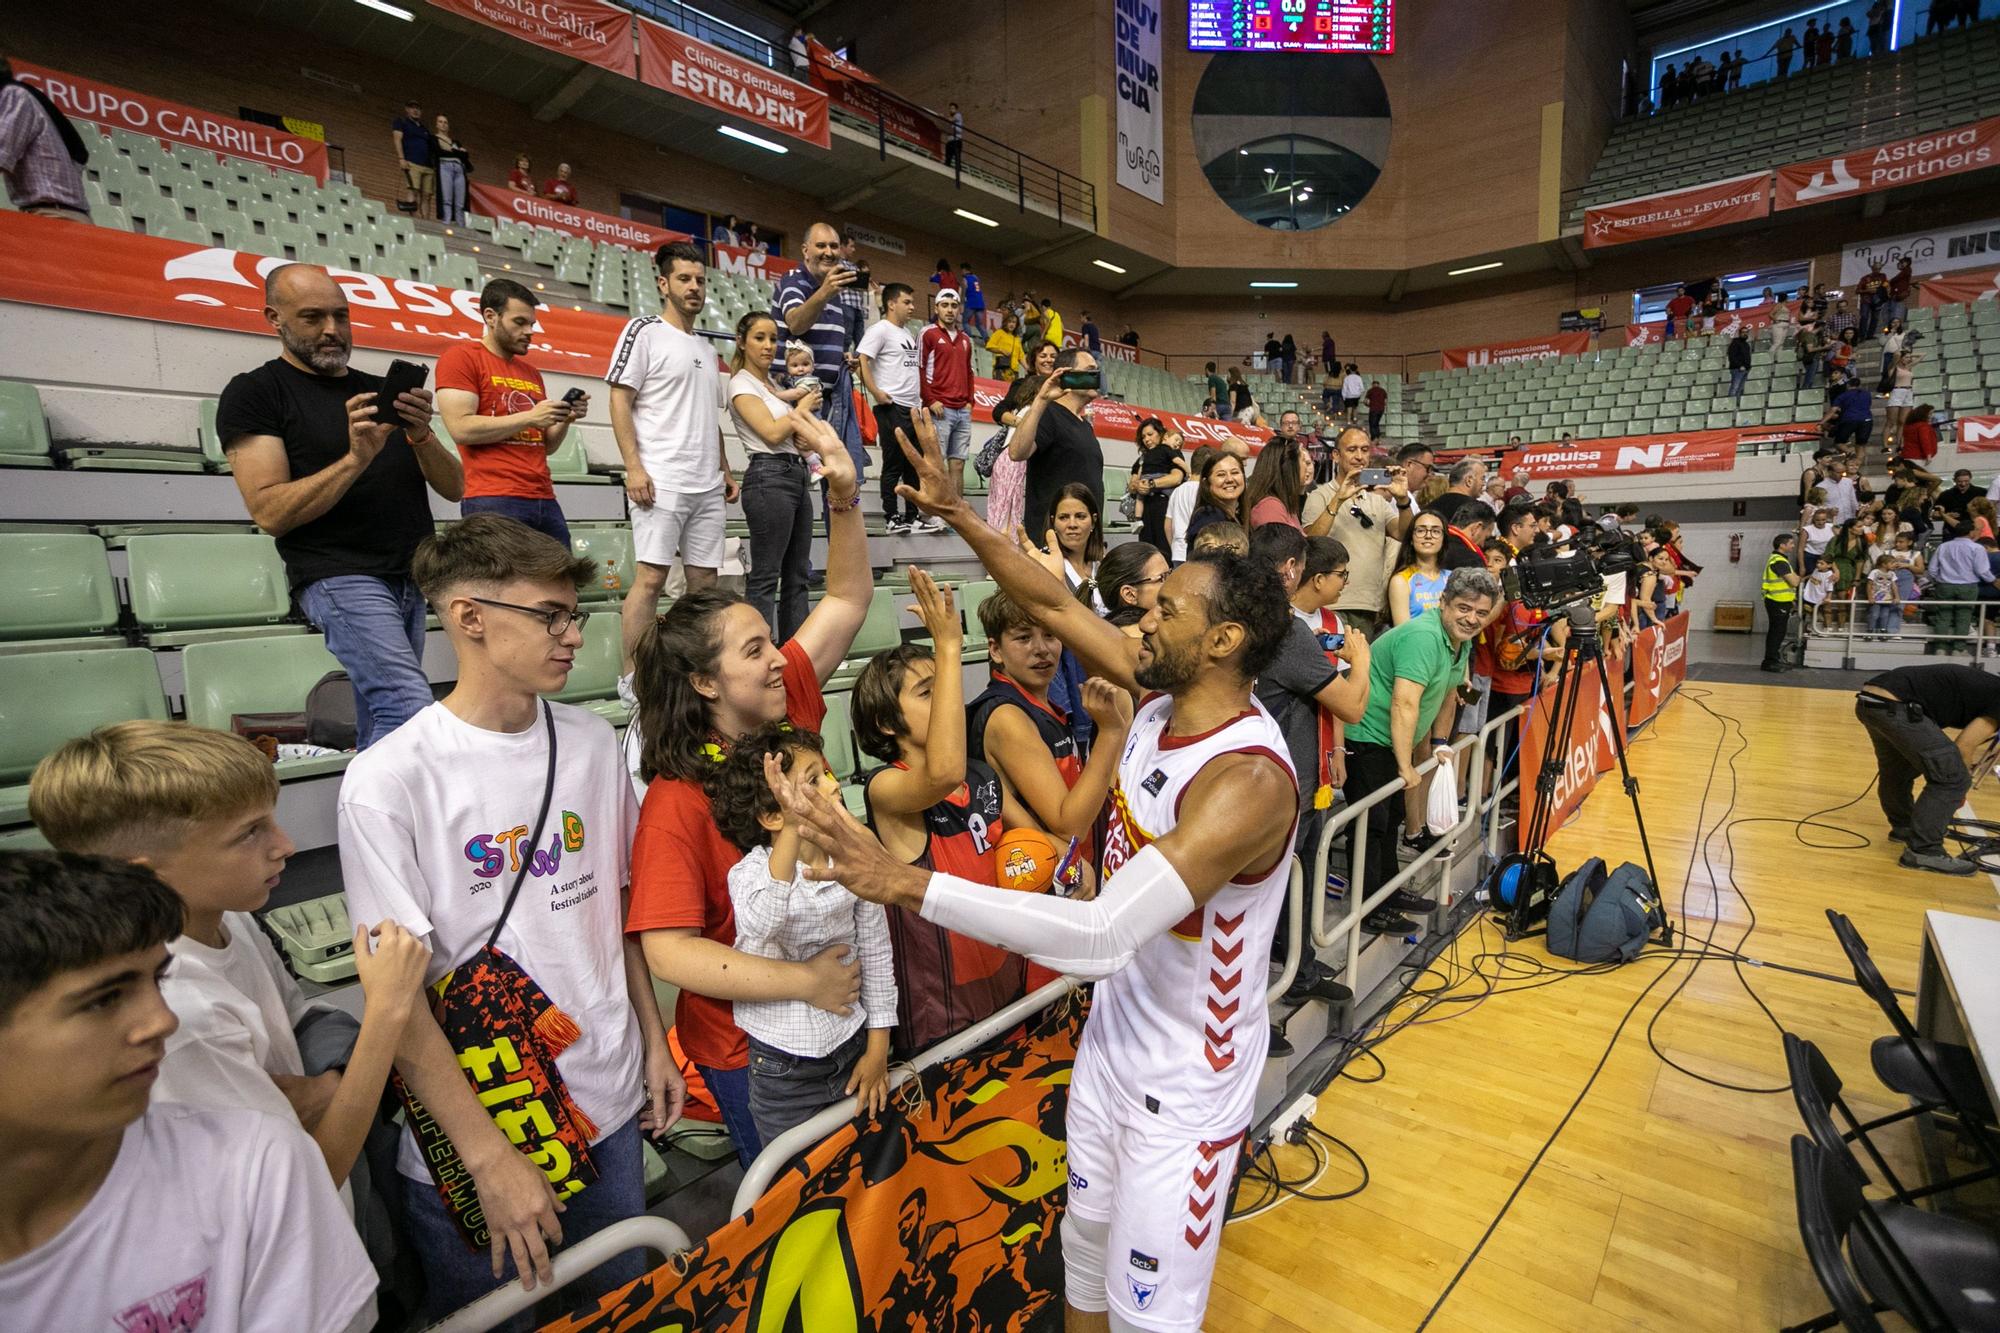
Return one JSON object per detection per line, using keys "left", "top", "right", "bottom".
{"left": 1114, "top": 0, "right": 1164, "bottom": 203}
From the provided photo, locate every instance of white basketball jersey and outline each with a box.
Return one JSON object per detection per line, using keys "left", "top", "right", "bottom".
{"left": 1082, "top": 692, "right": 1297, "bottom": 1136}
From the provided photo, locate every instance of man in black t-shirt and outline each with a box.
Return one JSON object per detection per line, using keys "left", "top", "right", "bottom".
{"left": 1008, "top": 347, "right": 1103, "bottom": 538}
{"left": 217, "top": 264, "right": 464, "bottom": 748}
{"left": 1855, "top": 664, "right": 2000, "bottom": 875}
{"left": 1937, "top": 470, "right": 1980, "bottom": 524}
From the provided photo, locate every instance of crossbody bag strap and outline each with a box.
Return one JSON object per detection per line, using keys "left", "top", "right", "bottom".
{"left": 483, "top": 699, "right": 558, "bottom": 954}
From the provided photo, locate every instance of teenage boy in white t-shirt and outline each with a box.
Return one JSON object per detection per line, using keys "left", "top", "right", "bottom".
{"left": 338, "top": 513, "right": 683, "bottom": 1324}
{"left": 0, "top": 852, "right": 376, "bottom": 1333}
{"left": 858, "top": 282, "right": 924, "bottom": 534}
{"left": 609, "top": 240, "right": 739, "bottom": 670}
{"left": 27, "top": 721, "right": 429, "bottom": 1201}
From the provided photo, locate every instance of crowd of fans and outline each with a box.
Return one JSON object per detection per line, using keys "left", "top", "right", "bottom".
{"left": 391, "top": 99, "right": 584, "bottom": 223}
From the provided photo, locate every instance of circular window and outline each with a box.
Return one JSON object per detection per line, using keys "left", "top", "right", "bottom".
{"left": 1192, "top": 53, "right": 1391, "bottom": 231}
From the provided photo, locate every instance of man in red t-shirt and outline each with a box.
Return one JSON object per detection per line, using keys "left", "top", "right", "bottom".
{"left": 1665, "top": 286, "right": 1695, "bottom": 338}
{"left": 542, "top": 162, "right": 577, "bottom": 204}
{"left": 435, "top": 278, "right": 586, "bottom": 546}
{"left": 1365, "top": 379, "right": 1388, "bottom": 439}
{"left": 919, "top": 289, "right": 975, "bottom": 505}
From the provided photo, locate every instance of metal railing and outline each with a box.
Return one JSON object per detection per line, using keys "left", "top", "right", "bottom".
{"left": 425, "top": 1215, "right": 694, "bottom": 1333}
{"left": 1804, "top": 592, "right": 2000, "bottom": 666}
{"left": 622, "top": 0, "right": 776, "bottom": 65}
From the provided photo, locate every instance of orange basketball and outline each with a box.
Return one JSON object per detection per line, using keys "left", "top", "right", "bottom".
{"left": 994, "top": 827, "right": 1062, "bottom": 893}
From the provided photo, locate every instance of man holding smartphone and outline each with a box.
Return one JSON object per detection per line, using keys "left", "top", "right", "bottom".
{"left": 436, "top": 278, "right": 587, "bottom": 547}
{"left": 217, "top": 263, "right": 463, "bottom": 749}
{"left": 1008, "top": 347, "right": 1105, "bottom": 538}
{"left": 1304, "top": 427, "right": 1412, "bottom": 640}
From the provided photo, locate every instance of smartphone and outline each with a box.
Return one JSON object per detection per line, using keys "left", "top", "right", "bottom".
{"left": 562, "top": 387, "right": 586, "bottom": 405}
{"left": 374, "top": 359, "right": 428, "bottom": 431}
{"left": 1057, "top": 368, "right": 1103, "bottom": 391}
{"left": 1357, "top": 467, "right": 1391, "bottom": 488}
{"left": 1318, "top": 630, "right": 1346, "bottom": 655}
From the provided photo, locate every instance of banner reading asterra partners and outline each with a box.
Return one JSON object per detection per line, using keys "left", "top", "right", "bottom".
{"left": 1775, "top": 115, "right": 2000, "bottom": 211}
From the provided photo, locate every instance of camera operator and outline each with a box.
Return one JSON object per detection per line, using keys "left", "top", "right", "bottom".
{"left": 1855, "top": 664, "right": 2000, "bottom": 875}
{"left": 1304, "top": 426, "right": 1413, "bottom": 638}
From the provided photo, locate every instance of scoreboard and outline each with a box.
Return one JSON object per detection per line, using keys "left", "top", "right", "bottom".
{"left": 1188, "top": 0, "right": 1395, "bottom": 54}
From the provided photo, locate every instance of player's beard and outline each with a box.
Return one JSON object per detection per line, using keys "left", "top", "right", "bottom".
{"left": 1135, "top": 631, "right": 1200, "bottom": 693}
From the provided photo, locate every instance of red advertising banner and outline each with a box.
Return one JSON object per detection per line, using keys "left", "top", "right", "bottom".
{"left": 807, "top": 39, "right": 944, "bottom": 158}
{"left": 466, "top": 182, "right": 689, "bottom": 251}
{"left": 1439, "top": 331, "right": 1589, "bottom": 371}
{"left": 1503, "top": 428, "right": 1744, "bottom": 479}
{"left": 546, "top": 999, "right": 1080, "bottom": 1333}
{"left": 1775, "top": 115, "right": 2000, "bottom": 211}
{"left": 710, "top": 242, "right": 800, "bottom": 282}
{"left": 1918, "top": 264, "right": 2000, "bottom": 307}
{"left": 1955, "top": 414, "right": 2000, "bottom": 451}
{"left": 423, "top": 0, "right": 635, "bottom": 77}
{"left": 638, "top": 20, "right": 830, "bottom": 149}
{"left": 1594, "top": 646, "right": 1627, "bottom": 774}
{"left": 1659, "top": 611, "right": 1690, "bottom": 696}
{"left": 1627, "top": 623, "right": 1663, "bottom": 728}
{"left": 1583, "top": 172, "right": 1772, "bottom": 250}
{"left": 13, "top": 61, "right": 329, "bottom": 182}
{"left": 1622, "top": 300, "right": 1783, "bottom": 347}
{"left": 1518, "top": 662, "right": 1604, "bottom": 852}
{"left": 1059, "top": 331, "right": 1139, "bottom": 364}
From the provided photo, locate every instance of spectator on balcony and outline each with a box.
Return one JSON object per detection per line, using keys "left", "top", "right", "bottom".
{"left": 1886, "top": 257, "right": 1914, "bottom": 327}
{"left": 920, "top": 288, "right": 975, "bottom": 503}
{"left": 1802, "top": 19, "right": 1823, "bottom": 68}
{"left": 1665, "top": 285, "right": 1695, "bottom": 339}
{"left": 507, "top": 152, "right": 534, "bottom": 194}
{"left": 1814, "top": 22, "right": 1835, "bottom": 66}
{"left": 1659, "top": 63, "right": 1681, "bottom": 110}
{"left": 391, "top": 99, "right": 434, "bottom": 217}
{"left": 775, "top": 222, "right": 867, "bottom": 475}
{"left": 713, "top": 215, "right": 741, "bottom": 248}
{"left": 1727, "top": 330, "right": 1753, "bottom": 400}
{"left": 1714, "top": 51, "right": 1735, "bottom": 91}
{"left": 431, "top": 115, "right": 469, "bottom": 226}
{"left": 1730, "top": 48, "right": 1747, "bottom": 87}
{"left": 0, "top": 57, "right": 88, "bottom": 220}
{"left": 1770, "top": 299, "right": 1795, "bottom": 351}
{"left": 436, "top": 278, "right": 583, "bottom": 546}
{"left": 542, "top": 163, "right": 577, "bottom": 205}
{"left": 1867, "top": 1, "right": 1892, "bottom": 54}
{"left": 944, "top": 102, "right": 964, "bottom": 171}
{"left": 1835, "top": 17, "right": 1856, "bottom": 60}
{"left": 746, "top": 225, "right": 769, "bottom": 257}
{"left": 789, "top": 25, "right": 810, "bottom": 78}
{"left": 1770, "top": 27, "right": 1800, "bottom": 76}
{"left": 217, "top": 264, "right": 460, "bottom": 749}
{"left": 959, "top": 261, "right": 986, "bottom": 332}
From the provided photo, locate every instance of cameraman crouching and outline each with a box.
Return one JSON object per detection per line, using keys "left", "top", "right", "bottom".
{"left": 1855, "top": 663, "right": 2000, "bottom": 876}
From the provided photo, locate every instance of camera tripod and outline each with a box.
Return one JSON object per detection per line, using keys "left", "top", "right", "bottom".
{"left": 1499, "top": 603, "right": 1670, "bottom": 943}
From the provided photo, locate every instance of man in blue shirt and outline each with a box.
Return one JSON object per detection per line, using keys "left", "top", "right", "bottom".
{"left": 959, "top": 261, "right": 986, "bottom": 333}
{"left": 1823, "top": 381, "right": 1875, "bottom": 448}
{"left": 1926, "top": 521, "right": 1995, "bottom": 656}
{"left": 774, "top": 221, "right": 867, "bottom": 476}
{"left": 390, "top": 100, "right": 432, "bottom": 218}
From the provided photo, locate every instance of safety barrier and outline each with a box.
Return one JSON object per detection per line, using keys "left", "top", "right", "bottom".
{"left": 1805, "top": 593, "right": 1998, "bottom": 666}
{"left": 425, "top": 1215, "right": 694, "bottom": 1333}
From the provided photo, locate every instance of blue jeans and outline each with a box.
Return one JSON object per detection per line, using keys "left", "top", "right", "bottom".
{"left": 1729, "top": 368, "right": 1747, "bottom": 399}
{"left": 402, "top": 1116, "right": 649, "bottom": 1331}
{"left": 695, "top": 1061, "right": 765, "bottom": 1168}
{"left": 936, "top": 404, "right": 972, "bottom": 460}
{"left": 298, "top": 574, "right": 431, "bottom": 749}
{"left": 824, "top": 368, "right": 868, "bottom": 482}
{"left": 462, "top": 495, "right": 572, "bottom": 548}
{"left": 438, "top": 158, "right": 467, "bottom": 224}
{"left": 1869, "top": 602, "right": 1904, "bottom": 635}
{"left": 741, "top": 453, "right": 814, "bottom": 644}
{"left": 1798, "top": 359, "right": 1819, "bottom": 389}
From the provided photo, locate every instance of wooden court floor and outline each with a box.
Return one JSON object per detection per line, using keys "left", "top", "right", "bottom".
{"left": 1207, "top": 679, "right": 2000, "bottom": 1332}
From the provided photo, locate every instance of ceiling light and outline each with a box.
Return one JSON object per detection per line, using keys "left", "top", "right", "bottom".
{"left": 1447, "top": 261, "right": 1503, "bottom": 276}
{"left": 718, "top": 125, "right": 788, "bottom": 154}
{"left": 1726, "top": 271, "right": 1758, "bottom": 282}
{"left": 1239, "top": 149, "right": 1250, "bottom": 156}
{"left": 354, "top": 0, "right": 415, "bottom": 17}
{"left": 954, "top": 208, "right": 998, "bottom": 227}
{"left": 1093, "top": 259, "right": 1127, "bottom": 274}
{"left": 1250, "top": 281, "right": 1298, "bottom": 289}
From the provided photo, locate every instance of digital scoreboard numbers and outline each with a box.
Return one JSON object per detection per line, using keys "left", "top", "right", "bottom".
{"left": 1188, "top": 0, "right": 1395, "bottom": 53}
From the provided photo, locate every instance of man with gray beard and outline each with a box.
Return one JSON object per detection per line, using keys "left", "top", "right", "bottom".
{"left": 217, "top": 263, "right": 463, "bottom": 748}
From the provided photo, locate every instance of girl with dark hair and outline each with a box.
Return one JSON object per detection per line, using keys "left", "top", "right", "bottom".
{"left": 1127, "top": 417, "right": 1186, "bottom": 554}
{"left": 1095, "top": 541, "right": 1169, "bottom": 630}
{"left": 1185, "top": 452, "right": 1246, "bottom": 545}
{"left": 623, "top": 413, "right": 876, "bottom": 1165}
{"left": 1045, "top": 482, "right": 1107, "bottom": 610}
{"left": 729, "top": 311, "right": 824, "bottom": 643}
{"left": 1243, "top": 436, "right": 1310, "bottom": 531}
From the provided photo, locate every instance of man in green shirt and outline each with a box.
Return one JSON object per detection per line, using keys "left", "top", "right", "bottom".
{"left": 1343, "top": 568, "right": 1500, "bottom": 934}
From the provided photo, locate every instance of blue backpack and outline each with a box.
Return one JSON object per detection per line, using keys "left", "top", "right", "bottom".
{"left": 1546, "top": 859, "right": 1670, "bottom": 963}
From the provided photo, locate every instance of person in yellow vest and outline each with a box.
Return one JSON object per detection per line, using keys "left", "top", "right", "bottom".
{"left": 1763, "top": 532, "right": 1801, "bottom": 673}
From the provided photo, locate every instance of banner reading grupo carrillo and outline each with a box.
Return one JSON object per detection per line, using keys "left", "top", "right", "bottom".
{"left": 466, "top": 182, "right": 690, "bottom": 251}
{"left": 13, "top": 61, "right": 328, "bottom": 181}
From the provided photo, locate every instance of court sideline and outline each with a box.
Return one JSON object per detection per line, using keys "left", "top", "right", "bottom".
{"left": 1205, "top": 678, "right": 2000, "bottom": 1332}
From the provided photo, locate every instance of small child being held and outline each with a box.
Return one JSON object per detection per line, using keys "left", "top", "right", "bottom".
{"left": 1866, "top": 554, "right": 1903, "bottom": 638}
{"left": 718, "top": 723, "right": 896, "bottom": 1145}
{"left": 773, "top": 342, "right": 823, "bottom": 406}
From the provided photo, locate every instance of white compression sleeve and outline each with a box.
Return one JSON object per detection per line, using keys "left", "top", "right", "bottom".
{"left": 917, "top": 844, "right": 1195, "bottom": 981}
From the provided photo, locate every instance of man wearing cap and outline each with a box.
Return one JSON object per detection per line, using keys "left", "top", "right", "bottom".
{"left": 920, "top": 285, "right": 975, "bottom": 506}
{"left": 390, "top": 100, "right": 433, "bottom": 218}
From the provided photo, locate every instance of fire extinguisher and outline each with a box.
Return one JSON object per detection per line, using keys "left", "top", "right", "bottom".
{"left": 1729, "top": 533, "right": 1743, "bottom": 562}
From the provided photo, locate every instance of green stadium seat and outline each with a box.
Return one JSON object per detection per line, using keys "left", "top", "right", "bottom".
{"left": 548, "top": 432, "right": 613, "bottom": 485}
{"left": 0, "top": 381, "right": 54, "bottom": 468}
{"left": 570, "top": 525, "right": 636, "bottom": 602}
{"left": 960, "top": 578, "right": 998, "bottom": 663}
{"left": 550, "top": 614, "right": 627, "bottom": 724}
{"left": 0, "top": 648, "right": 170, "bottom": 823}
{"left": 819, "top": 691, "right": 859, "bottom": 782}
{"left": 0, "top": 533, "right": 121, "bottom": 650}
{"left": 826, "top": 594, "right": 906, "bottom": 691}
{"left": 181, "top": 635, "right": 348, "bottom": 778}
{"left": 124, "top": 534, "right": 301, "bottom": 646}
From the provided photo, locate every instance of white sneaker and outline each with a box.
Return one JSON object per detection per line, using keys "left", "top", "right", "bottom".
{"left": 885, "top": 517, "right": 911, "bottom": 535}
{"left": 916, "top": 516, "right": 945, "bottom": 534}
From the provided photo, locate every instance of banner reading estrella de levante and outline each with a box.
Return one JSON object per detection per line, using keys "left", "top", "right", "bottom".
{"left": 12, "top": 61, "right": 328, "bottom": 181}
{"left": 423, "top": 0, "right": 635, "bottom": 77}
{"left": 466, "top": 182, "right": 689, "bottom": 251}
{"left": 1582, "top": 172, "right": 1771, "bottom": 250}
{"left": 638, "top": 19, "right": 829, "bottom": 149}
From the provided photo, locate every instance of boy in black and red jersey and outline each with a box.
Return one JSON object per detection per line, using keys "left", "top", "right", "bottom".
{"left": 853, "top": 574, "right": 1025, "bottom": 1051}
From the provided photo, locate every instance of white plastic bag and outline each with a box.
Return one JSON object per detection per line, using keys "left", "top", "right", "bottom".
{"left": 1426, "top": 751, "right": 1459, "bottom": 836}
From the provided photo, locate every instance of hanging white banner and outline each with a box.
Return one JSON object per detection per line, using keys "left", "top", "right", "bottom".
{"left": 1114, "top": 0, "right": 1164, "bottom": 204}
{"left": 1839, "top": 216, "right": 2000, "bottom": 285}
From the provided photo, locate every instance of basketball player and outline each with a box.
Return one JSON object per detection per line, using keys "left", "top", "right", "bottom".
{"left": 767, "top": 411, "right": 1298, "bottom": 1332}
